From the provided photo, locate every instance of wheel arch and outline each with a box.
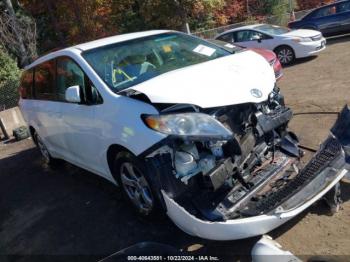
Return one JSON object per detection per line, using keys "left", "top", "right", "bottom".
{"left": 273, "top": 44, "right": 295, "bottom": 55}
{"left": 106, "top": 144, "right": 135, "bottom": 177}
{"left": 29, "top": 125, "right": 37, "bottom": 144}
{"left": 107, "top": 143, "right": 167, "bottom": 214}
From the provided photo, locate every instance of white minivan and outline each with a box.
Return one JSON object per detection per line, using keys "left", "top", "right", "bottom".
{"left": 19, "top": 30, "right": 349, "bottom": 240}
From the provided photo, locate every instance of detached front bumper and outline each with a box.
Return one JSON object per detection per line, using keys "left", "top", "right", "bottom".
{"left": 163, "top": 169, "right": 347, "bottom": 241}
{"left": 163, "top": 106, "right": 350, "bottom": 241}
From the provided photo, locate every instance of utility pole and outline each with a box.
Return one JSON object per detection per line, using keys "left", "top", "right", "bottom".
{"left": 246, "top": 0, "right": 250, "bottom": 15}
{"left": 185, "top": 23, "right": 191, "bottom": 34}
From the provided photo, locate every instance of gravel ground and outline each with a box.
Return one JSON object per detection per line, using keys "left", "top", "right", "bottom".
{"left": 0, "top": 35, "right": 350, "bottom": 261}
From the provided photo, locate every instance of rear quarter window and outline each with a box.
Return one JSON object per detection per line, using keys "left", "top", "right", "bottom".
{"left": 20, "top": 69, "right": 34, "bottom": 99}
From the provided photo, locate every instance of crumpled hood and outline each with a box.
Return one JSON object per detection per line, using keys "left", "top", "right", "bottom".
{"left": 128, "top": 50, "right": 276, "bottom": 108}
{"left": 282, "top": 29, "right": 321, "bottom": 38}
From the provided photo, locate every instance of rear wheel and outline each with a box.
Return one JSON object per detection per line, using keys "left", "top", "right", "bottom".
{"left": 275, "top": 46, "right": 295, "bottom": 65}
{"left": 34, "top": 132, "right": 58, "bottom": 166}
{"left": 113, "top": 151, "right": 161, "bottom": 216}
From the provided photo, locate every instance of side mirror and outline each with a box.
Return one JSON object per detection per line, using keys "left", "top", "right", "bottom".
{"left": 252, "top": 35, "right": 262, "bottom": 43}
{"left": 65, "top": 85, "right": 81, "bottom": 103}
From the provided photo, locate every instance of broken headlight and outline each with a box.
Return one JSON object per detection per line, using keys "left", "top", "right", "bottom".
{"left": 142, "top": 113, "right": 232, "bottom": 141}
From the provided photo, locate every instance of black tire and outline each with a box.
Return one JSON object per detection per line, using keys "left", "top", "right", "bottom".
{"left": 275, "top": 46, "right": 295, "bottom": 65}
{"left": 34, "top": 131, "right": 59, "bottom": 166}
{"left": 113, "top": 151, "right": 162, "bottom": 217}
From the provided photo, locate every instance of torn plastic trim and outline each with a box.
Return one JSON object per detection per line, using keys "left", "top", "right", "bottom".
{"left": 138, "top": 136, "right": 173, "bottom": 158}
{"left": 331, "top": 105, "right": 350, "bottom": 162}
{"left": 331, "top": 105, "right": 350, "bottom": 182}
{"left": 118, "top": 88, "right": 154, "bottom": 105}
{"left": 162, "top": 168, "right": 347, "bottom": 240}
{"left": 248, "top": 136, "right": 344, "bottom": 215}
{"left": 139, "top": 134, "right": 234, "bottom": 159}
{"left": 275, "top": 156, "right": 347, "bottom": 214}
{"left": 254, "top": 107, "right": 293, "bottom": 135}
{"left": 119, "top": 88, "right": 203, "bottom": 114}
{"left": 251, "top": 235, "right": 302, "bottom": 262}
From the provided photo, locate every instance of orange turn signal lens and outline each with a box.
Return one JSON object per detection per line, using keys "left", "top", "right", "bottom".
{"left": 144, "top": 116, "right": 160, "bottom": 130}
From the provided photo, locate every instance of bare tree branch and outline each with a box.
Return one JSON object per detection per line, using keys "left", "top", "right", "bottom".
{"left": 0, "top": 0, "right": 37, "bottom": 67}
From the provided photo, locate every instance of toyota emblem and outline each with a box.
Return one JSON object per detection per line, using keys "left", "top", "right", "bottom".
{"left": 250, "top": 89, "right": 263, "bottom": 98}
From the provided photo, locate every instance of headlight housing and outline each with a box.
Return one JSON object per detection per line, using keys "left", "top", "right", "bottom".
{"left": 142, "top": 113, "right": 232, "bottom": 141}
{"left": 292, "top": 37, "right": 312, "bottom": 43}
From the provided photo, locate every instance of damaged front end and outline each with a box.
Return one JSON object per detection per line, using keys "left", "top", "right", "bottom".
{"left": 143, "top": 94, "right": 350, "bottom": 240}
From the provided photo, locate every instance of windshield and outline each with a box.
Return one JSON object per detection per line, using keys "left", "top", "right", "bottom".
{"left": 255, "top": 24, "right": 291, "bottom": 35}
{"left": 82, "top": 32, "right": 230, "bottom": 92}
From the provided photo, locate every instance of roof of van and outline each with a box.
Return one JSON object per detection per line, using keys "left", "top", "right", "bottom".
{"left": 74, "top": 30, "right": 170, "bottom": 51}
{"left": 25, "top": 30, "right": 170, "bottom": 69}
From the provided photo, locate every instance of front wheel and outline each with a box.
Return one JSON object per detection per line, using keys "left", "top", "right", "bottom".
{"left": 275, "top": 46, "right": 295, "bottom": 65}
{"left": 113, "top": 151, "right": 161, "bottom": 216}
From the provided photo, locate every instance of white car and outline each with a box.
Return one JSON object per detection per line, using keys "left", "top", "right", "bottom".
{"left": 19, "top": 30, "right": 349, "bottom": 241}
{"left": 215, "top": 24, "right": 326, "bottom": 65}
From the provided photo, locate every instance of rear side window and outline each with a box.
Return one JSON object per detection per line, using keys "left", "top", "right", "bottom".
{"left": 20, "top": 69, "right": 33, "bottom": 99}
{"left": 337, "top": 2, "right": 350, "bottom": 13}
{"left": 29, "top": 56, "right": 102, "bottom": 104}
{"left": 234, "top": 30, "right": 264, "bottom": 42}
{"left": 311, "top": 5, "right": 337, "bottom": 18}
{"left": 34, "top": 60, "right": 56, "bottom": 100}
{"left": 217, "top": 33, "right": 234, "bottom": 43}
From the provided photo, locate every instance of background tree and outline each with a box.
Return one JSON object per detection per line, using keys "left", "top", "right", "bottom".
{"left": 17, "top": 0, "right": 332, "bottom": 55}
{"left": 0, "top": 48, "right": 21, "bottom": 109}
{"left": 111, "top": 0, "right": 225, "bottom": 33}
{"left": 247, "top": 0, "right": 296, "bottom": 16}
{"left": 297, "top": 0, "right": 333, "bottom": 10}
{"left": 216, "top": 0, "right": 247, "bottom": 25}
{"left": 20, "top": 0, "right": 116, "bottom": 53}
{"left": 0, "top": 0, "right": 37, "bottom": 67}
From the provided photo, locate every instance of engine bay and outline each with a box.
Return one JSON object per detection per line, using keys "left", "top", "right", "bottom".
{"left": 141, "top": 86, "right": 321, "bottom": 222}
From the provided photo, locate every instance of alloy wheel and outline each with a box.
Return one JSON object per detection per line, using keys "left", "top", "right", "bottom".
{"left": 120, "top": 162, "right": 154, "bottom": 214}
{"left": 36, "top": 135, "right": 50, "bottom": 163}
{"left": 277, "top": 48, "right": 294, "bottom": 65}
